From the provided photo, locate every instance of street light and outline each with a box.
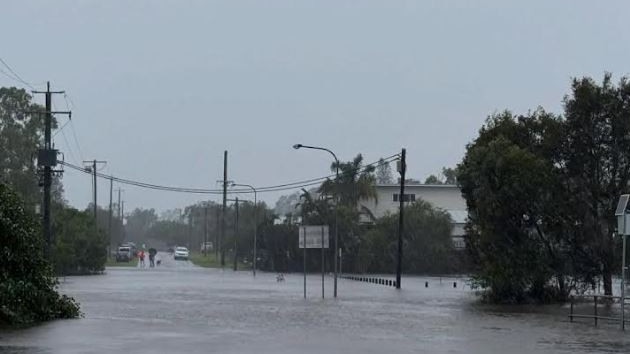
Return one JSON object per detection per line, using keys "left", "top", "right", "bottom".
{"left": 293, "top": 143, "right": 340, "bottom": 298}
{"left": 231, "top": 182, "right": 258, "bottom": 277}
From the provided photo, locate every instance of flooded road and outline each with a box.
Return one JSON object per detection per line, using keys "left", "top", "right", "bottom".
{"left": 1, "top": 252, "right": 628, "bottom": 353}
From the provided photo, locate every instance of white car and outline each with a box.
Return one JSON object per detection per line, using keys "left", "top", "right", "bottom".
{"left": 174, "top": 246, "right": 190, "bottom": 261}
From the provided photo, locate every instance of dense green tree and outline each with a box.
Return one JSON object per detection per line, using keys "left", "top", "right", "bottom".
{"left": 459, "top": 74, "right": 630, "bottom": 301}
{"left": 1, "top": 183, "right": 80, "bottom": 326}
{"left": 458, "top": 123, "right": 565, "bottom": 302}
{"left": 424, "top": 167, "right": 457, "bottom": 185}
{"left": 0, "top": 87, "right": 47, "bottom": 206}
{"left": 124, "top": 208, "right": 158, "bottom": 244}
{"left": 52, "top": 206, "right": 108, "bottom": 275}
{"left": 424, "top": 175, "right": 441, "bottom": 184}
{"left": 561, "top": 74, "right": 630, "bottom": 296}
{"left": 320, "top": 154, "right": 377, "bottom": 207}
{"left": 442, "top": 167, "right": 457, "bottom": 184}
{"left": 362, "top": 200, "right": 454, "bottom": 274}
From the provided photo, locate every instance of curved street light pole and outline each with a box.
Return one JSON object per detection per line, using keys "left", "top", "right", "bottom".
{"left": 293, "top": 143, "right": 339, "bottom": 298}
{"left": 231, "top": 183, "right": 257, "bottom": 277}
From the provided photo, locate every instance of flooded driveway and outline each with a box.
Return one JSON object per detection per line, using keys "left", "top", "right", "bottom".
{"left": 1, "top": 252, "right": 628, "bottom": 353}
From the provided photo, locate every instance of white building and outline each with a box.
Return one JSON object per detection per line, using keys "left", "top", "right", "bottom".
{"left": 360, "top": 184, "right": 468, "bottom": 249}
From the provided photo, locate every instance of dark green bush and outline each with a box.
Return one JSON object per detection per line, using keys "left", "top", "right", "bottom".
{"left": 0, "top": 183, "right": 80, "bottom": 326}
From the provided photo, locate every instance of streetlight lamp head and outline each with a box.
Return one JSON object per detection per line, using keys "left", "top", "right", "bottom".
{"left": 293, "top": 144, "right": 302, "bottom": 150}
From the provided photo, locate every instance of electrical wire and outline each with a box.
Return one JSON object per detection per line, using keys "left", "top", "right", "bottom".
{"left": 59, "top": 128, "right": 79, "bottom": 165}
{"left": 51, "top": 100, "right": 80, "bottom": 165}
{"left": 0, "top": 57, "right": 36, "bottom": 90}
{"left": 58, "top": 153, "right": 400, "bottom": 195}
{"left": 61, "top": 92, "right": 85, "bottom": 162}
{"left": 255, "top": 153, "right": 400, "bottom": 191}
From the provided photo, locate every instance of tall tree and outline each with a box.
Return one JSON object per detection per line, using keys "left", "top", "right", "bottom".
{"left": 459, "top": 74, "right": 630, "bottom": 301}
{"left": 0, "top": 87, "right": 57, "bottom": 207}
{"left": 561, "top": 74, "right": 630, "bottom": 296}
{"left": 124, "top": 208, "right": 158, "bottom": 244}
{"left": 363, "top": 200, "right": 454, "bottom": 274}
{"left": 375, "top": 158, "right": 394, "bottom": 184}
{"left": 442, "top": 167, "right": 458, "bottom": 184}
{"left": 424, "top": 175, "right": 442, "bottom": 184}
{"left": 319, "top": 154, "right": 377, "bottom": 207}
{"left": 1, "top": 182, "right": 80, "bottom": 325}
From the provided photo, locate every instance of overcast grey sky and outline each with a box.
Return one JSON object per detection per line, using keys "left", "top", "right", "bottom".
{"left": 2, "top": 0, "right": 630, "bottom": 213}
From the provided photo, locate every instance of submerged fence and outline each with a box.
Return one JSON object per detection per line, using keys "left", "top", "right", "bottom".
{"left": 569, "top": 294, "right": 630, "bottom": 330}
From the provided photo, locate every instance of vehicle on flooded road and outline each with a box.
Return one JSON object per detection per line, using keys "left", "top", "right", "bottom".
{"left": 115, "top": 246, "right": 132, "bottom": 262}
{"left": 174, "top": 246, "right": 189, "bottom": 261}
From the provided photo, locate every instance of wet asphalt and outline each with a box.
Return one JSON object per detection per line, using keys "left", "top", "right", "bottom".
{"left": 1, "top": 252, "right": 629, "bottom": 353}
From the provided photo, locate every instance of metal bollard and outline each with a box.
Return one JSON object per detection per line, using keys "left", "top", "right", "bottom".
{"left": 453, "top": 282, "right": 457, "bottom": 288}
{"left": 569, "top": 296, "right": 574, "bottom": 323}
{"left": 425, "top": 281, "right": 429, "bottom": 288}
{"left": 594, "top": 295, "right": 598, "bottom": 326}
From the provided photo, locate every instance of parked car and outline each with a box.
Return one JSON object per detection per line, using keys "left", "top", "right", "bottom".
{"left": 115, "top": 246, "right": 132, "bottom": 262}
{"left": 174, "top": 246, "right": 190, "bottom": 261}
{"left": 120, "top": 242, "right": 137, "bottom": 257}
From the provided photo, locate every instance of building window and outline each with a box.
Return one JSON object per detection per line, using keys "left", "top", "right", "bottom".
{"left": 393, "top": 194, "right": 416, "bottom": 202}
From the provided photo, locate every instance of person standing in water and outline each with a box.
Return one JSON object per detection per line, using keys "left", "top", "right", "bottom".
{"left": 138, "top": 250, "right": 146, "bottom": 268}
{"left": 148, "top": 248, "right": 157, "bottom": 268}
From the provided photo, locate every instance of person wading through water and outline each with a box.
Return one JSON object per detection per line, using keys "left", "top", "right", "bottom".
{"left": 148, "top": 248, "right": 157, "bottom": 268}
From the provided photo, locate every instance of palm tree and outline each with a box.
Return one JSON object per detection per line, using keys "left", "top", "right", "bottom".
{"left": 319, "top": 154, "right": 377, "bottom": 207}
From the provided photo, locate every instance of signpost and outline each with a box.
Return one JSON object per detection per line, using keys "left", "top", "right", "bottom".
{"left": 299, "top": 225, "right": 329, "bottom": 299}
{"left": 615, "top": 194, "right": 630, "bottom": 330}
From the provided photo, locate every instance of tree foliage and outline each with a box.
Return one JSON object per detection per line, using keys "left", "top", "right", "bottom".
{"left": 0, "top": 183, "right": 80, "bottom": 326}
{"left": 424, "top": 167, "right": 457, "bottom": 185}
{"left": 363, "top": 200, "right": 454, "bottom": 274}
{"left": 52, "top": 206, "right": 108, "bottom": 275}
{"left": 320, "top": 154, "right": 377, "bottom": 207}
{"left": 458, "top": 74, "right": 630, "bottom": 302}
{"left": 375, "top": 158, "right": 394, "bottom": 184}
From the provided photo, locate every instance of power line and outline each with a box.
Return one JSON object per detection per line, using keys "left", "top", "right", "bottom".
{"left": 50, "top": 99, "right": 80, "bottom": 165}
{"left": 0, "top": 57, "right": 36, "bottom": 90}
{"left": 58, "top": 153, "right": 400, "bottom": 195}
{"left": 0, "top": 67, "right": 22, "bottom": 84}
{"left": 59, "top": 128, "right": 79, "bottom": 164}
{"left": 255, "top": 152, "right": 401, "bottom": 191}
{"left": 59, "top": 90, "right": 84, "bottom": 161}
{"left": 68, "top": 119, "right": 84, "bottom": 161}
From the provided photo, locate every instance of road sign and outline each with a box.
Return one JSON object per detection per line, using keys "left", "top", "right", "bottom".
{"left": 299, "top": 225, "right": 329, "bottom": 249}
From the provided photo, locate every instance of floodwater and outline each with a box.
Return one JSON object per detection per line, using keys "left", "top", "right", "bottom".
{"left": 1, "top": 252, "right": 628, "bottom": 353}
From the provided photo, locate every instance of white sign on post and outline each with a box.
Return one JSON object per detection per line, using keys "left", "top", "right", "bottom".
{"left": 299, "top": 225, "right": 329, "bottom": 249}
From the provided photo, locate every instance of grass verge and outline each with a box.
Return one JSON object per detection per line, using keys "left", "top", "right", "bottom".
{"left": 189, "top": 252, "right": 251, "bottom": 270}
{"left": 105, "top": 257, "right": 137, "bottom": 267}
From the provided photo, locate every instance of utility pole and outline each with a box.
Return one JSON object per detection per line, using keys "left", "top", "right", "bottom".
{"left": 188, "top": 209, "right": 193, "bottom": 251}
{"left": 233, "top": 197, "right": 239, "bottom": 271}
{"left": 84, "top": 159, "right": 106, "bottom": 237}
{"left": 121, "top": 200, "right": 125, "bottom": 242}
{"left": 221, "top": 150, "right": 228, "bottom": 267}
{"left": 232, "top": 183, "right": 258, "bottom": 277}
{"left": 215, "top": 207, "right": 220, "bottom": 259}
{"left": 32, "top": 82, "right": 69, "bottom": 258}
{"left": 204, "top": 205, "right": 208, "bottom": 257}
{"left": 396, "top": 148, "right": 406, "bottom": 289}
{"left": 115, "top": 188, "right": 124, "bottom": 244}
{"left": 108, "top": 176, "right": 113, "bottom": 257}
